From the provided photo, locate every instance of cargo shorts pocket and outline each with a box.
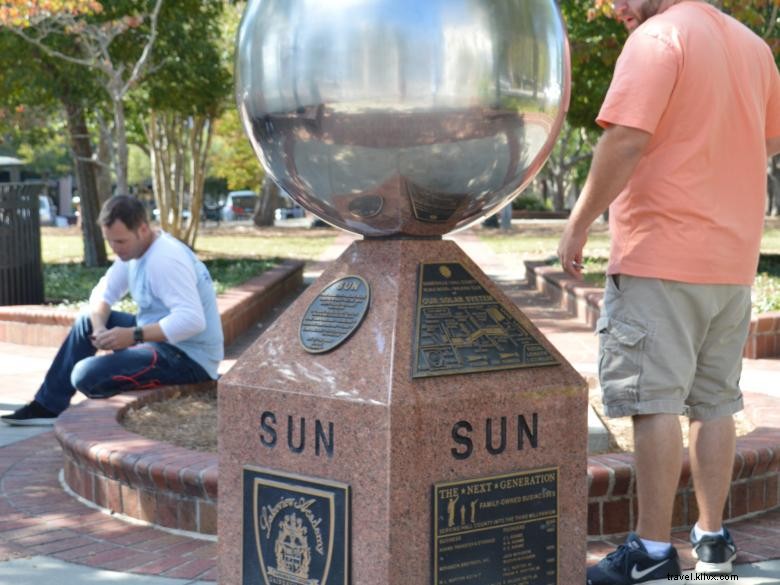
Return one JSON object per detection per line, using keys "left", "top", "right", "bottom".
{"left": 597, "top": 316, "right": 648, "bottom": 410}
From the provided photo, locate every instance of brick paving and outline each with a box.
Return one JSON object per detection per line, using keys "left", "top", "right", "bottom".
{"left": 0, "top": 227, "right": 777, "bottom": 580}
{"left": 0, "top": 432, "right": 217, "bottom": 580}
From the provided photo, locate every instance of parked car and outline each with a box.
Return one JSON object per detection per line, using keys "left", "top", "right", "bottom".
{"left": 273, "top": 191, "right": 306, "bottom": 221}
{"left": 201, "top": 201, "right": 223, "bottom": 223}
{"left": 274, "top": 204, "right": 306, "bottom": 220}
{"left": 39, "top": 195, "right": 56, "bottom": 226}
{"left": 152, "top": 207, "right": 191, "bottom": 222}
{"left": 221, "top": 190, "right": 258, "bottom": 221}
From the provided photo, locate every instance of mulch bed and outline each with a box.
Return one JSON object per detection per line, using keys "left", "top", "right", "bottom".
{"left": 122, "top": 389, "right": 218, "bottom": 453}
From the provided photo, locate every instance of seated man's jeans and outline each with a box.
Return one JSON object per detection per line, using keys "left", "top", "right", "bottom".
{"left": 35, "top": 312, "right": 212, "bottom": 415}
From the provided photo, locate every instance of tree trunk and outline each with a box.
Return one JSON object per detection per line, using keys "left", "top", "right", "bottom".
{"left": 146, "top": 111, "right": 214, "bottom": 248}
{"left": 96, "top": 114, "right": 114, "bottom": 204}
{"left": 64, "top": 102, "right": 108, "bottom": 268}
{"left": 254, "top": 178, "right": 282, "bottom": 227}
{"left": 552, "top": 174, "right": 565, "bottom": 212}
{"left": 113, "top": 95, "right": 130, "bottom": 196}
{"left": 183, "top": 116, "right": 214, "bottom": 250}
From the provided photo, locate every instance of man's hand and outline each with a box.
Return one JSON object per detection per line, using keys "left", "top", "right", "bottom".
{"left": 558, "top": 224, "right": 588, "bottom": 279}
{"left": 91, "top": 327, "right": 135, "bottom": 351}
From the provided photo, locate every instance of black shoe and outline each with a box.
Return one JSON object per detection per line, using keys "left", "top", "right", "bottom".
{"left": 690, "top": 526, "right": 737, "bottom": 574}
{"left": 587, "top": 533, "right": 681, "bottom": 584}
{"left": 1, "top": 401, "right": 58, "bottom": 426}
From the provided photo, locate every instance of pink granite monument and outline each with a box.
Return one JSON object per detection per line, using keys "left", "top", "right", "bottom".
{"left": 220, "top": 1, "right": 587, "bottom": 584}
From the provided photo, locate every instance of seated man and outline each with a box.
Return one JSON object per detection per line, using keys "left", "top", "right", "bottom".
{"left": 2, "top": 195, "right": 224, "bottom": 426}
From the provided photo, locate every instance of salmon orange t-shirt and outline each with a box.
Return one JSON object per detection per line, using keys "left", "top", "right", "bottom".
{"left": 597, "top": 1, "right": 780, "bottom": 285}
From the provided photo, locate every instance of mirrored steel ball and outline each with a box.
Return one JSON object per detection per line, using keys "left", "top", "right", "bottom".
{"left": 236, "top": 0, "right": 570, "bottom": 237}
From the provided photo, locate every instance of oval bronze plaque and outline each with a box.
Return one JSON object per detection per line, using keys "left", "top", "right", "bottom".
{"left": 348, "top": 194, "right": 384, "bottom": 218}
{"left": 299, "top": 276, "right": 370, "bottom": 354}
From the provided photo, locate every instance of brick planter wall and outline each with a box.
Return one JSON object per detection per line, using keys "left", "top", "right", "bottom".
{"left": 57, "top": 383, "right": 780, "bottom": 539}
{"left": 56, "top": 383, "right": 219, "bottom": 536}
{"left": 0, "top": 259, "right": 304, "bottom": 349}
{"left": 0, "top": 305, "right": 77, "bottom": 346}
{"left": 218, "top": 260, "right": 304, "bottom": 347}
{"left": 587, "top": 423, "right": 780, "bottom": 538}
{"left": 744, "top": 312, "right": 780, "bottom": 359}
{"left": 46, "top": 258, "right": 780, "bottom": 537}
{"left": 524, "top": 260, "right": 780, "bottom": 359}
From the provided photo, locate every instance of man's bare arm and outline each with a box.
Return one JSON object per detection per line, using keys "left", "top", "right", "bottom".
{"left": 89, "top": 300, "right": 111, "bottom": 336}
{"left": 557, "top": 124, "right": 651, "bottom": 278}
{"left": 93, "top": 322, "right": 167, "bottom": 351}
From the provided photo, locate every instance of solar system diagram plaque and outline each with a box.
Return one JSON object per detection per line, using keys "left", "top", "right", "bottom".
{"left": 433, "top": 468, "right": 559, "bottom": 585}
{"left": 242, "top": 467, "right": 350, "bottom": 585}
{"left": 413, "top": 262, "right": 558, "bottom": 377}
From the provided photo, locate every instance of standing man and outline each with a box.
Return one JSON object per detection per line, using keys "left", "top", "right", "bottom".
{"left": 2, "top": 195, "right": 224, "bottom": 426}
{"left": 557, "top": 1, "right": 780, "bottom": 584}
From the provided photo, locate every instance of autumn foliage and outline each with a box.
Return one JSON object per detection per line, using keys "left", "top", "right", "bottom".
{"left": 0, "top": 1, "right": 102, "bottom": 27}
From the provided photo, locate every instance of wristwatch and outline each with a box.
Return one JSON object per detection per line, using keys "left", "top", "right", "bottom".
{"left": 133, "top": 326, "right": 144, "bottom": 345}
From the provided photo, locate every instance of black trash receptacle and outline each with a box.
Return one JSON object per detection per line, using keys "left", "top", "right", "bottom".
{"left": 0, "top": 183, "right": 44, "bottom": 305}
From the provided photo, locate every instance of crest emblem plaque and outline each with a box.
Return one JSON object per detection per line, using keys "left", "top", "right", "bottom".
{"left": 242, "top": 467, "right": 350, "bottom": 585}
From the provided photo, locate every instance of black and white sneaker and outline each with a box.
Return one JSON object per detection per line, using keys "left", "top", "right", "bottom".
{"left": 1, "top": 401, "right": 58, "bottom": 426}
{"left": 587, "top": 533, "right": 681, "bottom": 585}
{"left": 690, "top": 526, "right": 737, "bottom": 574}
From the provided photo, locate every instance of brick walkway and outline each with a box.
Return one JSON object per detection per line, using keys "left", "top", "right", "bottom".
{"left": 0, "top": 227, "right": 777, "bottom": 581}
{"left": 0, "top": 432, "right": 216, "bottom": 579}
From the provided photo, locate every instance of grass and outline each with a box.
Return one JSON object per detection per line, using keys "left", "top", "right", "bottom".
{"left": 41, "top": 225, "right": 337, "bottom": 264}
{"left": 196, "top": 234, "right": 333, "bottom": 261}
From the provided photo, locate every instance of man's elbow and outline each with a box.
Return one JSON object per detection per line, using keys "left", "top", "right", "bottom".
{"left": 767, "top": 136, "right": 780, "bottom": 158}
{"left": 607, "top": 125, "right": 652, "bottom": 156}
{"left": 189, "top": 314, "right": 207, "bottom": 337}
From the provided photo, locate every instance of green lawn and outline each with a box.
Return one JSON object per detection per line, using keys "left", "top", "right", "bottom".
{"left": 42, "top": 233, "right": 84, "bottom": 263}
{"left": 196, "top": 233, "right": 335, "bottom": 261}
{"left": 41, "top": 226, "right": 337, "bottom": 264}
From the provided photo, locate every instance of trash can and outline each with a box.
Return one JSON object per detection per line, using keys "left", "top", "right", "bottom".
{"left": 0, "top": 183, "right": 44, "bottom": 305}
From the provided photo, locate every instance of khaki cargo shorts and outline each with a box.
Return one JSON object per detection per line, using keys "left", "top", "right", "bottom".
{"left": 597, "top": 275, "right": 750, "bottom": 420}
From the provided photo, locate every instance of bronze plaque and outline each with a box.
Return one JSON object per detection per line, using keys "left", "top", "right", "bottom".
{"left": 433, "top": 468, "right": 559, "bottom": 585}
{"left": 407, "top": 182, "right": 468, "bottom": 223}
{"left": 242, "top": 466, "right": 350, "bottom": 585}
{"left": 413, "top": 262, "right": 558, "bottom": 377}
{"left": 348, "top": 194, "right": 384, "bottom": 218}
{"left": 300, "top": 275, "right": 370, "bottom": 353}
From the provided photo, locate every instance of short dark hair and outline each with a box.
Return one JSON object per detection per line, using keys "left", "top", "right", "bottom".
{"left": 98, "top": 195, "right": 148, "bottom": 230}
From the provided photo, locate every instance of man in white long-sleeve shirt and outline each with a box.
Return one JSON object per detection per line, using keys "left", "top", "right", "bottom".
{"left": 2, "top": 195, "right": 224, "bottom": 426}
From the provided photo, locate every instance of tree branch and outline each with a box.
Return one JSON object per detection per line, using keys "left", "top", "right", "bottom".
{"left": 8, "top": 26, "right": 97, "bottom": 69}
{"left": 122, "top": 0, "right": 165, "bottom": 95}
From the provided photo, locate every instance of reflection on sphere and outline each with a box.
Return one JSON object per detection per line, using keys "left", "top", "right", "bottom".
{"left": 237, "top": 0, "right": 570, "bottom": 237}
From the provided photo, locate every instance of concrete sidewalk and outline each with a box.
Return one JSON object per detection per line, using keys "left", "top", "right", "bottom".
{"left": 0, "top": 227, "right": 777, "bottom": 583}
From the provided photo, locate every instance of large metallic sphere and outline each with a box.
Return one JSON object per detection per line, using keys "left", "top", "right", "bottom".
{"left": 237, "top": 0, "right": 570, "bottom": 237}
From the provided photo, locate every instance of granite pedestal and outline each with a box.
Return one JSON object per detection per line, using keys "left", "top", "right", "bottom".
{"left": 218, "top": 238, "right": 588, "bottom": 585}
